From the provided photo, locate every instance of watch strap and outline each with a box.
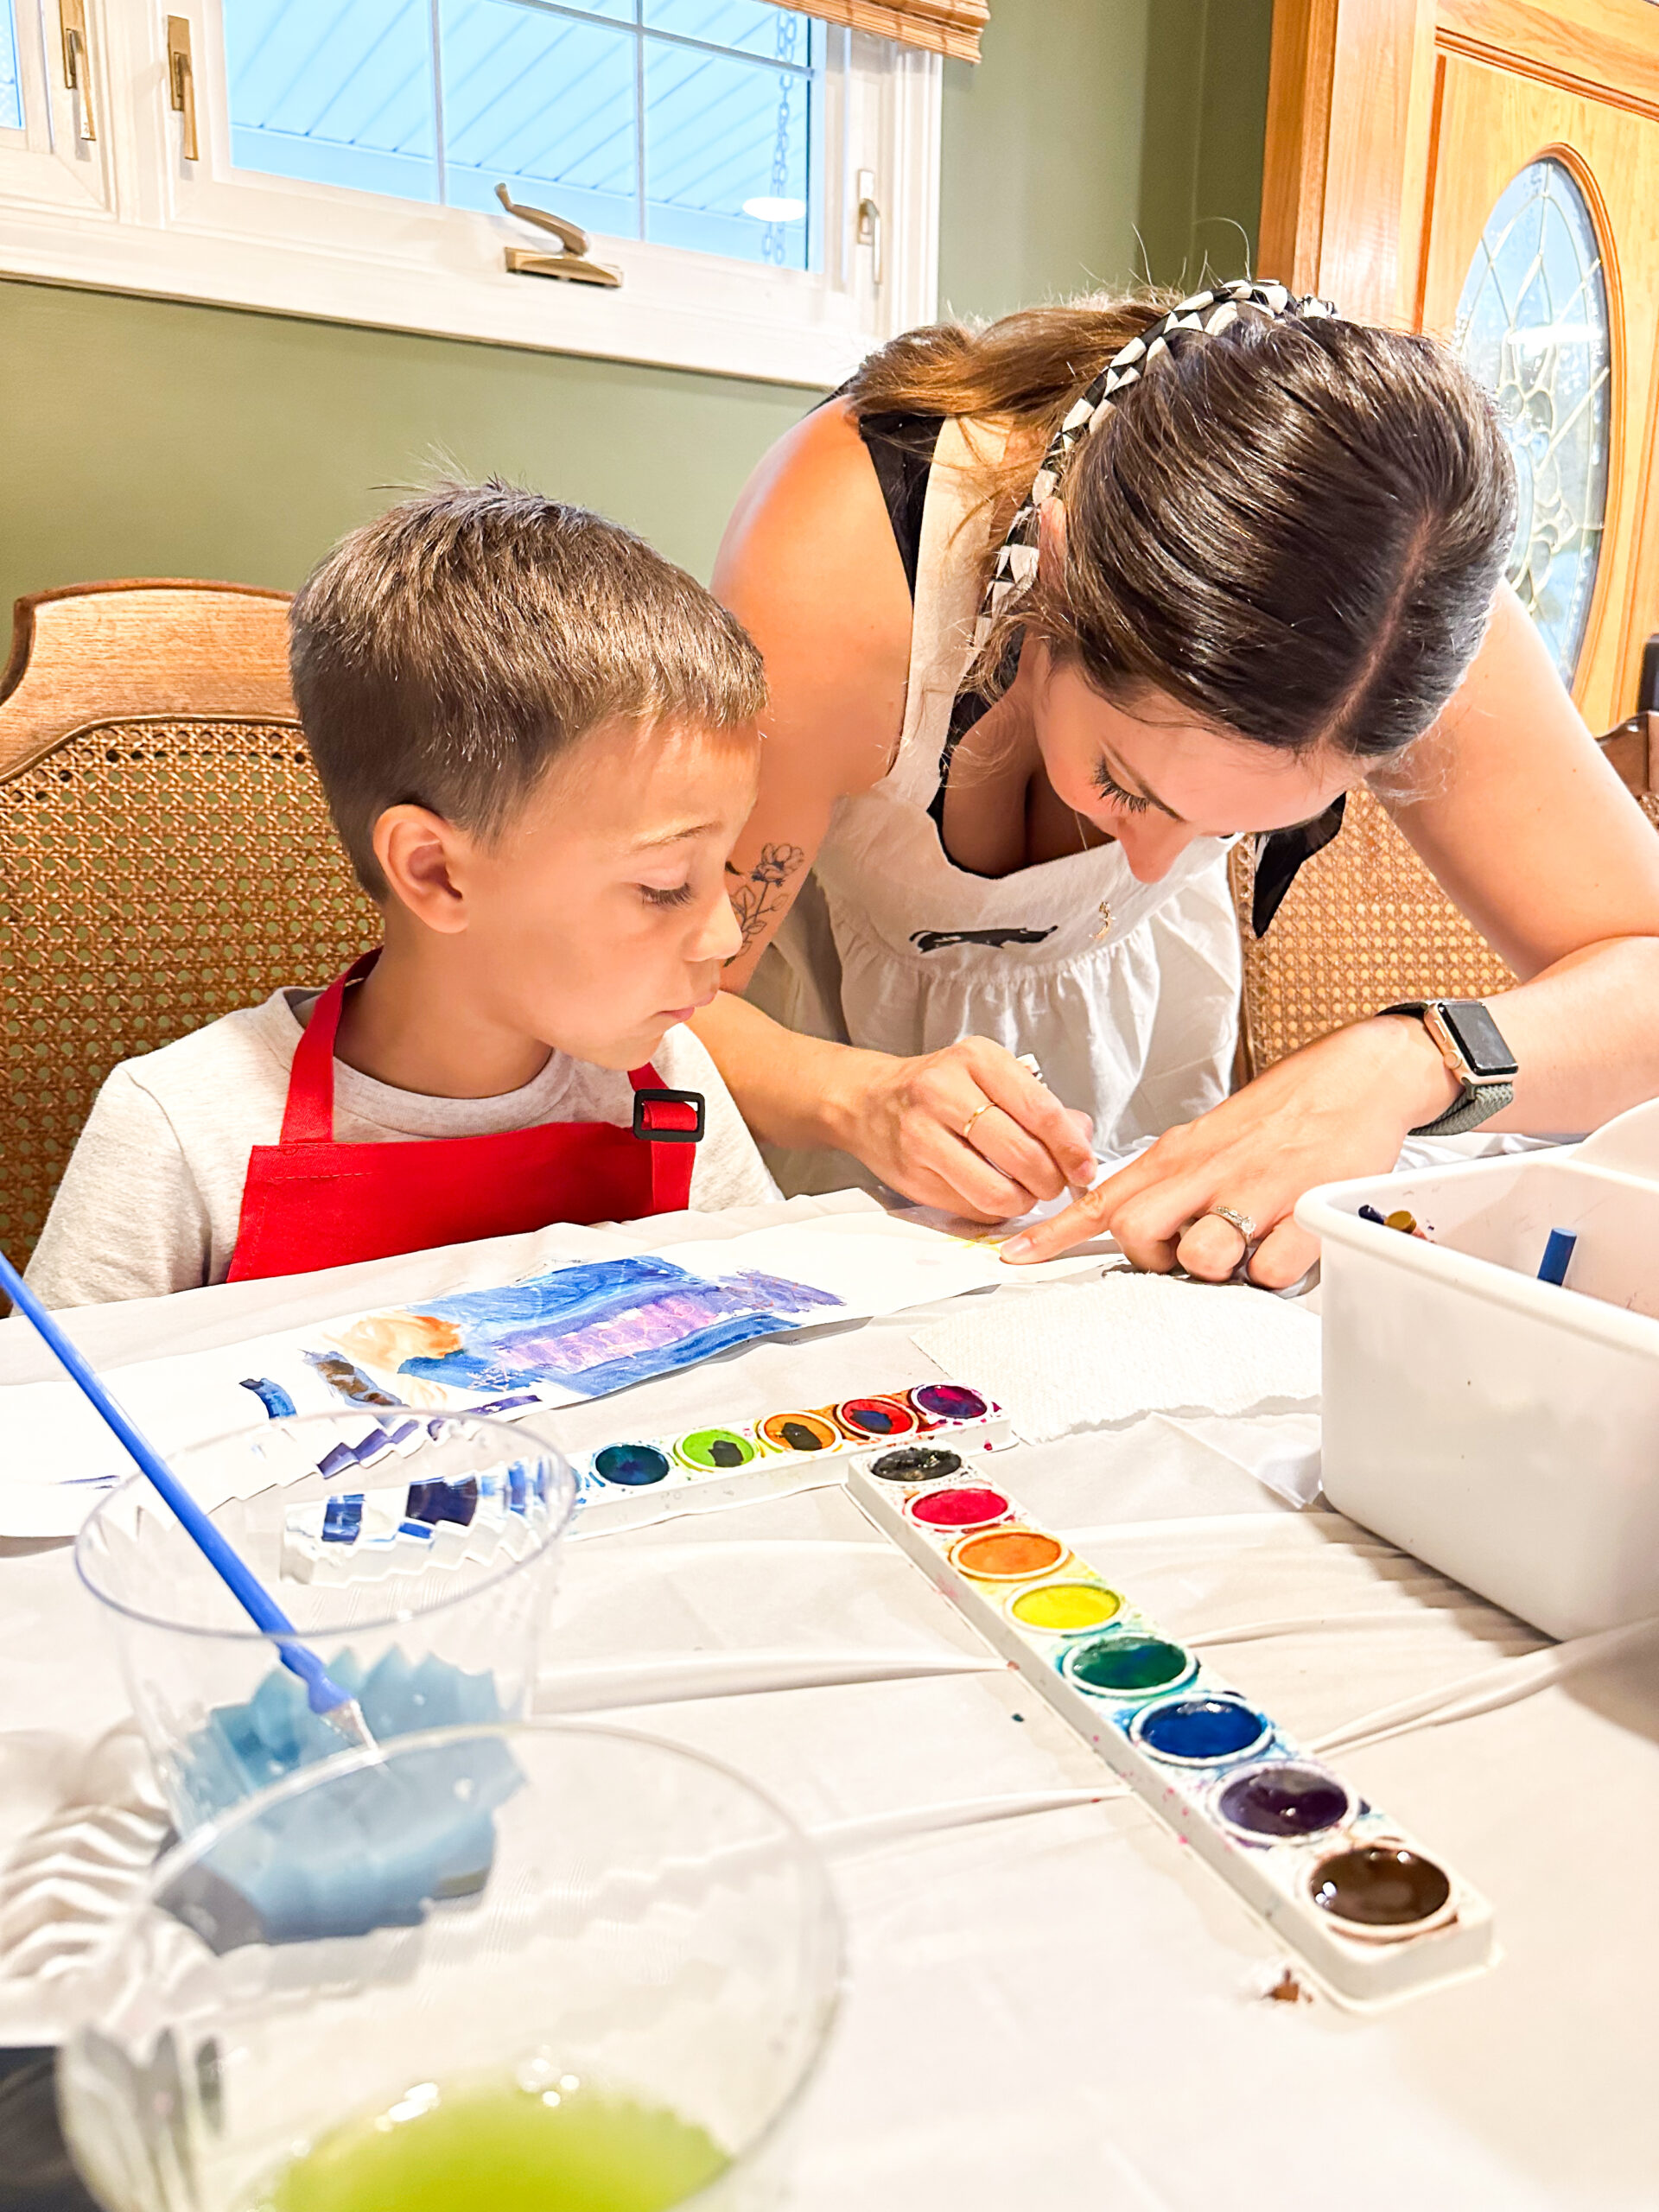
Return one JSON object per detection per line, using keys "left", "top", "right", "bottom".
{"left": 1376, "top": 1001, "right": 1514, "bottom": 1138}
{"left": 1408, "top": 1082, "right": 1514, "bottom": 1138}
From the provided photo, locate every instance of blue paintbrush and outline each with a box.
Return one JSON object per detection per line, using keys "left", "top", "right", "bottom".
{"left": 1, "top": 1251, "right": 372, "bottom": 1748}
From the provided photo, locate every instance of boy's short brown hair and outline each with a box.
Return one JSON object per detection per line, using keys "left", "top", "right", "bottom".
{"left": 290, "top": 480, "right": 766, "bottom": 899}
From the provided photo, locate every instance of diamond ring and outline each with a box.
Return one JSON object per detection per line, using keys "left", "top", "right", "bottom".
{"left": 1200, "top": 1205, "right": 1256, "bottom": 1247}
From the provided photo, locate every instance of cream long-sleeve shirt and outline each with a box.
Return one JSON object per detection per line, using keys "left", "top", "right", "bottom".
{"left": 26, "top": 988, "right": 779, "bottom": 1308}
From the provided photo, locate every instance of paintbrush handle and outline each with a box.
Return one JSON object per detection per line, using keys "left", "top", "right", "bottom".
{"left": 0, "top": 1252, "right": 346, "bottom": 1710}
{"left": 0, "top": 1252, "right": 295, "bottom": 1630}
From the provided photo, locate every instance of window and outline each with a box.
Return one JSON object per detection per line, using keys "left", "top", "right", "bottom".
{"left": 225, "top": 1, "right": 819, "bottom": 271}
{"left": 0, "top": 1, "right": 940, "bottom": 385}
{"left": 1453, "top": 157, "right": 1613, "bottom": 687}
{"left": 1, "top": 2, "right": 23, "bottom": 133}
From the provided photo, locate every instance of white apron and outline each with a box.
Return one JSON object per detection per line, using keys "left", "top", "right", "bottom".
{"left": 747, "top": 415, "right": 1243, "bottom": 1197}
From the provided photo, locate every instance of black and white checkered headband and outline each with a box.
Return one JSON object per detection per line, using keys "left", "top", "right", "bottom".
{"left": 973, "top": 278, "right": 1338, "bottom": 650}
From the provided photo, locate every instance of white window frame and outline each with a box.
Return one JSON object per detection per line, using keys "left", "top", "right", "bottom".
{"left": 0, "top": 1, "right": 941, "bottom": 387}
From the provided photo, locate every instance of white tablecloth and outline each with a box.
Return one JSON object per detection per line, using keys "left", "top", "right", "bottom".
{"left": 3, "top": 1205, "right": 1656, "bottom": 2210}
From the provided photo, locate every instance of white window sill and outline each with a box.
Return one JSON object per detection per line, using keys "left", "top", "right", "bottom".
{"left": 0, "top": 203, "right": 887, "bottom": 387}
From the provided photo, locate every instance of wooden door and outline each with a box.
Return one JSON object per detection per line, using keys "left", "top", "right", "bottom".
{"left": 1261, "top": 0, "right": 1659, "bottom": 730}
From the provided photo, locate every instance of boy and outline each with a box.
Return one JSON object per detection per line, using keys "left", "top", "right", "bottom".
{"left": 28, "top": 482, "right": 779, "bottom": 1307}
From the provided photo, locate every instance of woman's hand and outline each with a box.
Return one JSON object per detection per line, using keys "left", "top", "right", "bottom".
{"left": 829, "top": 1035, "right": 1097, "bottom": 1218}
{"left": 1001, "top": 1016, "right": 1459, "bottom": 1284}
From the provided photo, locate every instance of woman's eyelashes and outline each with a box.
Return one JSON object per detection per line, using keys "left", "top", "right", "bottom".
{"left": 639, "top": 880, "right": 696, "bottom": 909}
{"left": 1091, "top": 760, "right": 1153, "bottom": 815}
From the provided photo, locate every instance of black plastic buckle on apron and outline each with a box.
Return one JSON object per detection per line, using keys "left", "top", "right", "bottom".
{"left": 632, "top": 1088, "right": 705, "bottom": 1143}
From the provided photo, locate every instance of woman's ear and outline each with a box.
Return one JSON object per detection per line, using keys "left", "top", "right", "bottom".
{"left": 372, "top": 804, "right": 473, "bottom": 935}
{"left": 1036, "top": 496, "right": 1068, "bottom": 585}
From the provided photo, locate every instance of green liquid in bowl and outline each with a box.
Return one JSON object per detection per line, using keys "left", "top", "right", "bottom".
{"left": 245, "top": 2074, "right": 728, "bottom": 2212}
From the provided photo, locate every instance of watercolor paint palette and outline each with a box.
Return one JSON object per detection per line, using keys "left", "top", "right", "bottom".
{"left": 569, "top": 1382, "right": 1011, "bottom": 1533}
{"left": 848, "top": 1455, "right": 1496, "bottom": 2006}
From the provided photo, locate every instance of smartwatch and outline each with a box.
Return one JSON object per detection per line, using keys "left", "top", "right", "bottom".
{"left": 1377, "top": 1000, "right": 1517, "bottom": 1136}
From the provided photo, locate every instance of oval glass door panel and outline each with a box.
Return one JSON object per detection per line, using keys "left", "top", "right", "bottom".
{"left": 1453, "top": 157, "right": 1612, "bottom": 686}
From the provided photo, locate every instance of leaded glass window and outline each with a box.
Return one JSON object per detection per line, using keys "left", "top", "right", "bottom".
{"left": 1452, "top": 157, "right": 1612, "bottom": 685}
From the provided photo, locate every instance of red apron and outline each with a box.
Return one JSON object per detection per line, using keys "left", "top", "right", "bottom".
{"left": 227, "top": 954, "right": 704, "bottom": 1282}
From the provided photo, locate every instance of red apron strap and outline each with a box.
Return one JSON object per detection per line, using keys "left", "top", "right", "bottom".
{"left": 627, "top": 1062, "right": 702, "bottom": 1213}
{"left": 278, "top": 951, "right": 380, "bottom": 1145}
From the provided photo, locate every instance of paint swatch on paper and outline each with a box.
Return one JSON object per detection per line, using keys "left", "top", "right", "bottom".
{"left": 303, "top": 1347, "right": 404, "bottom": 1408}
{"left": 238, "top": 1376, "right": 297, "bottom": 1419}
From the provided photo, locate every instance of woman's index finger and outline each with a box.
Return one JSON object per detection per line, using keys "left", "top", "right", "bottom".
{"left": 998, "top": 1186, "right": 1106, "bottom": 1263}
{"left": 997, "top": 1144, "right": 1168, "bottom": 1262}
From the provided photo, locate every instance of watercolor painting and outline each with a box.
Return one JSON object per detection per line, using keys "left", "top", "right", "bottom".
{"left": 324, "top": 1255, "right": 846, "bottom": 1402}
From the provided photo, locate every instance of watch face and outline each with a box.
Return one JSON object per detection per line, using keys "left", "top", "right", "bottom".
{"left": 1440, "top": 1001, "right": 1518, "bottom": 1079}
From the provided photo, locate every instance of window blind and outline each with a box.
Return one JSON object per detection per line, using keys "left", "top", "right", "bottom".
{"left": 772, "top": 2, "right": 987, "bottom": 63}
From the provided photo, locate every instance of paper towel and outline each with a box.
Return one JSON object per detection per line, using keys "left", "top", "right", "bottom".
{"left": 912, "top": 1270, "right": 1321, "bottom": 1446}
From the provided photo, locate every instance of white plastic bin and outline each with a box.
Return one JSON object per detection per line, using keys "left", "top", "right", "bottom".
{"left": 1296, "top": 1100, "right": 1659, "bottom": 1640}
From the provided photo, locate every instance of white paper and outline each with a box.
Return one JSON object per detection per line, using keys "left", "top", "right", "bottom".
{"left": 912, "top": 1269, "right": 1322, "bottom": 1446}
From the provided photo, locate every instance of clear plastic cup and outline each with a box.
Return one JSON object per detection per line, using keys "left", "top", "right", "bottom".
{"left": 74, "top": 1410, "right": 575, "bottom": 1834}
{"left": 59, "top": 1721, "right": 843, "bottom": 2212}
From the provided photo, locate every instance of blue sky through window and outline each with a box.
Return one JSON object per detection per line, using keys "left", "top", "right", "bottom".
{"left": 0, "top": 0, "right": 23, "bottom": 133}
{"left": 223, "top": 0, "right": 817, "bottom": 269}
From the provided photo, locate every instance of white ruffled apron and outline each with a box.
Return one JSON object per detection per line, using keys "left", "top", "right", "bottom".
{"left": 747, "top": 414, "right": 1243, "bottom": 1197}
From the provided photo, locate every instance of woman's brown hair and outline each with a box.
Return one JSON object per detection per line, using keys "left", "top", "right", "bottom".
{"left": 845, "top": 292, "right": 1516, "bottom": 762}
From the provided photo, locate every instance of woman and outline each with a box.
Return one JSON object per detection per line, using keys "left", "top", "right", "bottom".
{"left": 693, "top": 281, "right": 1659, "bottom": 1287}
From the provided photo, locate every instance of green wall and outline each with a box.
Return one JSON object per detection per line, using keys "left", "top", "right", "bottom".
{"left": 937, "top": 0, "right": 1151, "bottom": 325}
{"left": 1136, "top": 0, "right": 1275, "bottom": 291}
{"left": 0, "top": 0, "right": 1271, "bottom": 618}
{"left": 0, "top": 289, "right": 806, "bottom": 610}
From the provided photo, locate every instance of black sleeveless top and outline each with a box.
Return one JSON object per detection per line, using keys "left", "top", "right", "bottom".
{"left": 855, "top": 410, "right": 1344, "bottom": 935}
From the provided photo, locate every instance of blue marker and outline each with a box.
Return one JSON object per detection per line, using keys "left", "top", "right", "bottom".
{"left": 1537, "top": 1228, "right": 1577, "bottom": 1287}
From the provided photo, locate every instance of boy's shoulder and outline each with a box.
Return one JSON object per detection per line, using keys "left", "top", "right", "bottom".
{"left": 650, "top": 1022, "right": 781, "bottom": 1212}
{"left": 111, "top": 989, "right": 304, "bottom": 1105}
{"left": 647, "top": 1023, "right": 720, "bottom": 1093}
{"left": 28, "top": 989, "right": 313, "bottom": 1306}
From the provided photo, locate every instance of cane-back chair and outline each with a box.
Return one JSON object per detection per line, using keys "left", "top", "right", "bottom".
{"left": 1230, "top": 706, "right": 1659, "bottom": 1082}
{"left": 0, "top": 582, "right": 377, "bottom": 1269}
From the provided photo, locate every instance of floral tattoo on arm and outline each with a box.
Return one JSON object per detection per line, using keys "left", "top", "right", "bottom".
{"left": 725, "top": 844, "right": 806, "bottom": 963}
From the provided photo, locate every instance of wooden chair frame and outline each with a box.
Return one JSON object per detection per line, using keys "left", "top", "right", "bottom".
{"left": 0, "top": 579, "right": 296, "bottom": 769}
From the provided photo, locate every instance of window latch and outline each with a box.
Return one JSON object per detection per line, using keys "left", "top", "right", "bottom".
{"left": 58, "top": 0, "right": 96, "bottom": 142}
{"left": 856, "top": 167, "right": 883, "bottom": 288}
{"left": 494, "top": 183, "right": 622, "bottom": 289}
{"left": 167, "top": 16, "right": 198, "bottom": 162}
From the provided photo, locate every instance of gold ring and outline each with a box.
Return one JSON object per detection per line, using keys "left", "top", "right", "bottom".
{"left": 1200, "top": 1205, "right": 1256, "bottom": 1246}
{"left": 961, "top": 1103, "right": 993, "bottom": 1143}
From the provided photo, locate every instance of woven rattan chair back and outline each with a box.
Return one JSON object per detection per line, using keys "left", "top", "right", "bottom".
{"left": 1, "top": 582, "right": 377, "bottom": 1270}
{"left": 1229, "top": 715, "right": 1659, "bottom": 1081}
